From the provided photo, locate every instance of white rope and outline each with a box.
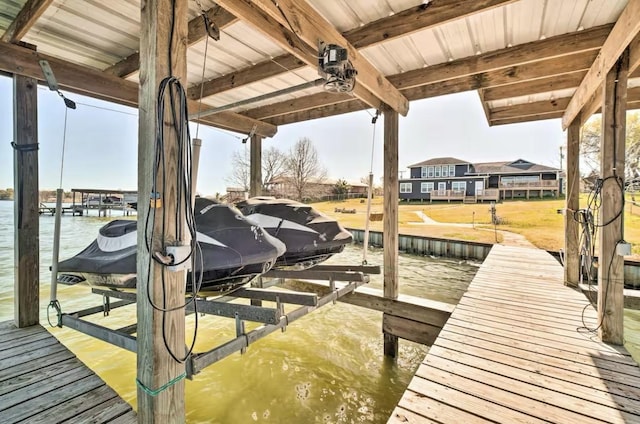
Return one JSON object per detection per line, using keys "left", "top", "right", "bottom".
{"left": 362, "top": 112, "right": 379, "bottom": 265}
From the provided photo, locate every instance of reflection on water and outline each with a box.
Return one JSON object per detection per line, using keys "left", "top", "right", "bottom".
{"left": 2, "top": 200, "right": 640, "bottom": 422}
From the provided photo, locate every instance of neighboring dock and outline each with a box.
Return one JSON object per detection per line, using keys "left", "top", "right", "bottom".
{"left": 389, "top": 244, "right": 640, "bottom": 423}
{"left": 0, "top": 321, "right": 135, "bottom": 423}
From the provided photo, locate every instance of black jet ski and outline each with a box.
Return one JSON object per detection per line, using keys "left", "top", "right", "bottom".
{"left": 235, "top": 197, "right": 353, "bottom": 269}
{"left": 57, "top": 198, "right": 286, "bottom": 293}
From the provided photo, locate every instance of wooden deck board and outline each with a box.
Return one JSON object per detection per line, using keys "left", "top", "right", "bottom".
{"left": 389, "top": 244, "right": 640, "bottom": 423}
{"left": 0, "top": 322, "right": 135, "bottom": 423}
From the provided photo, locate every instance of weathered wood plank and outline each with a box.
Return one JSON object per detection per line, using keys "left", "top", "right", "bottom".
{"left": 383, "top": 106, "right": 399, "bottom": 357}
{"left": 394, "top": 389, "right": 487, "bottom": 423}
{"left": 382, "top": 313, "right": 441, "bottom": 346}
{"left": 137, "top": 0, "right": 187, "bottom": 421}
{"left": 0, "top": 322, "right": 44, "bottom": 342}
{"left": 483, "top": 71, "right": 586, "bottom": 101}
{"left": 0, "top": 329, "right": 52, "bottom": 351}
{"left": 108, "top": 410, "right": 138, "bottom": 424}
{"left": 562, "top": 0, "right": 640, "bottom": 128}
{"left": 1, "top": 374, "right": 105, "bottom": 423}
{"left": 13, "top": 71, "right": 39, "bottom": 328}
{"left": 388, "top": 405, "right": 440, "bottom": 424}
{"left": 0, "top": 336, "right": 61, "bottom": 361}
{"left": 0, "top": 349, "right": 75, "bottom": 382}
{"left": 598, "top": 49, "right": 628, "bottom": 345}
{"left": 0, "top": 358, "right": 82, "bottom": 396}
{"left": 27, "top": 385, "right": 123, "bottom": 424}
{"left": 0, "top": 41, "right": 276, "bottom": 137}
{"left": 1, "top": 0, "right": 53, "bottom": 43}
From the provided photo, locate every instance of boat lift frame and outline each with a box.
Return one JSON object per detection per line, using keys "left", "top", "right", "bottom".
{"left": 56, "top": 264, "right": 379, "bottom": 378}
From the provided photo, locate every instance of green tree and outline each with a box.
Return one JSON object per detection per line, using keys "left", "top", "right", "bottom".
{"left": 333, "top": 179, "right": 350, "bottom": 200}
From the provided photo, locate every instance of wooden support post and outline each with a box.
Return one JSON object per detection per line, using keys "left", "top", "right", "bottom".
{"left": 249, "top": 134, "right": 262, "bottom": 198}
{"left": 13, "top": 72, "right": 39, "bottom": 328}
{"left": 383, "top": 106, "right": 399, "bottom": 358}
{"left": 137, "top": 0, "right": 188, "bottom": 421}
{"left": 564, "top": 115, "right": 581, "bottom": 287}
{"left": 598, "top": 50, "right": 629, "bottom": 345}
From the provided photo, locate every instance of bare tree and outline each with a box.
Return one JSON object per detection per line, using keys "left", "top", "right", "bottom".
{"left": 262, "top": 146, "right": 287, "bottom": 190}
{"left": 226, "top": 148, "right": 250, "bottom": 191}
{"left": 285, "top": 137, "right": 326, "bottom": 201}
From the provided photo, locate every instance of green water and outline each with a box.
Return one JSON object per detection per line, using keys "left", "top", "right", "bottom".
{"left": 0, "top": 201, "right": 478, "bottom": 423}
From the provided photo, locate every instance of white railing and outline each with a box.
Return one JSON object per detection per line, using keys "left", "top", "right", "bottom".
{"left": 499, "top": 180, "right": 558, "bottom": 189}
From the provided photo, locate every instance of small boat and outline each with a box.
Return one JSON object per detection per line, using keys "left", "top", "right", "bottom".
{"left": 235, "top": 197, "right": 353, "bottom": 269}
{"left": 57, "top": 198, "right": 286, "bottom": 293}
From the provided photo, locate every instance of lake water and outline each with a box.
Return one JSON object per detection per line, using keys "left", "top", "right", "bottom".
{"left": 0, "top": 200, "right": 480, "bottom": 423}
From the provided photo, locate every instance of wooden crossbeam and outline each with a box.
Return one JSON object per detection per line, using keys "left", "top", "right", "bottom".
{"left": 265, "top": 99, "right": 367, "bottom": 126}
{"left": 482, "top": 72, "right": 585, "bottom": 102}
{"left": 105, "top": 6, "right": 237, "bottom": 78}
{"left": 1, "top": 0, "right": 53, "bottom": 43}
{"left": 392, "top": 24, "right": 611, "bottom": 90}
{"left": 344, "top": 0, "right": 515, "bottom": 49}
{"left": 188, "top": 0, "right": 515, "bottom": 99}
{"left": 254, "top": 50, "right": 595, "bottom": 122}
{"left": 562, "top": 0, "right": 640, "bottom": 129}
{"left": 217, "top": 0, "right": 408, "bottom": 115}
{"left": 489, "top": 86, "right": 640, "bottom": 126}
{"left": 0, "top": 41, "right": 277, "bottom": 137}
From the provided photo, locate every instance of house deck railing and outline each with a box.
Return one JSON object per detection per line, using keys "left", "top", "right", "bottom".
{"left": 430, "top": 189, "right": 499, "bottom": 201}
{"left": 498, "top": 180, "right": 558, "bottom": 189}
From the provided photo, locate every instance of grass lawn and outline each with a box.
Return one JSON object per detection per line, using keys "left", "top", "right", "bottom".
{"left": 312, "top": 196, "right": 640, "bottom": 257}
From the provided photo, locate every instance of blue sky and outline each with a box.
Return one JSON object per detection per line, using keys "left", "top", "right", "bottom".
{"left": 0, "top": 74, "right": 566, "bottom": 196}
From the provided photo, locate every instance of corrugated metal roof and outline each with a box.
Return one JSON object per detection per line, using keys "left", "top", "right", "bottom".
{"left": 0, "top": 0, "right": 632, "bottom": 126}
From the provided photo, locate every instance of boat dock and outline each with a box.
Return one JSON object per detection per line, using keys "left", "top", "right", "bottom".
{"left": 389, "top": 244, "right": 640, "bottom": 423}
{"left": 0, "top": 321, "right": 135, "bottom": 423}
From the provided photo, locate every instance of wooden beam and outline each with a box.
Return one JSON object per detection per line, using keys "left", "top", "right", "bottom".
{"left": 249, "top": 134, "right": 262, "bottom": 197}
{"left": 598, "top": 50, "right": 628, "bottom": 346}
{"left": 392, "top": 24, "right": 611, "bottom": 90}
{"left": 382, "top": 313, "right": 441, "bottom": 346}
{"left": 1, "top": 0, "right": 53, "bottom": 43}
{"left": 13, "top": 72, "right": 39, "bottom": 328}
{"left": 490, "top": 98, "right": 571, "bottom": 121}
{"left": 383, "top": 106, "right": 399, "bottom": 357}
{"left": 249, "top": 50, "right": 596, "bottom": 121}
{"left": 562, "top": 0, "right": 640, "bottom": 129}
{"left": 244, "top": 91, "right": 352, "bottom": 120}
{"left": 344, "top": 0, "right": 515, "bottom": 49}
{"left": 490, "top": 111, "right": 564, "bottom": 126}
{"left": 482, "top": 72, "right": 585, "bottom": 102}
{"left": 265, "top": 99, "right": 368, "bottom": 126}
{"left": 0, "top": 41, "right": 276, "bottom": 137}
{"left": 105, "top": 6, "right": 237, "bottom": 78}
{"left": 565, "top": 115, "right": 581, "bottom": 288}
{"left": 187, "top": 54, "right": 304, "bottom": 100}
{"left": 189, "top": 0, "right": 516, "bottom": 100}
{"left": 219, "top": 0, "right": 408, "bottom": 115}
{"left": 137, "top": 0, "right": 187, "bottom": 419}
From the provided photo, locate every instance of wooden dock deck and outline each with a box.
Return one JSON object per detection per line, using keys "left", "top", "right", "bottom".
{"left": 389, "top": 244, "right": 640, "bottom": 423}
{"left": 0, "top": 321, "right": 135, "bottom": 423}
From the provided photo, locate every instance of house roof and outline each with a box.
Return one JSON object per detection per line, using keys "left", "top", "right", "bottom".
{"left": 471, "top": 160, "right": 560, "bottom": 174}
{"left": 267, "top": 176, "right": 368, "bottom": 187}
{"left": 408, "top": 157, "right": 470, "bottom": 168}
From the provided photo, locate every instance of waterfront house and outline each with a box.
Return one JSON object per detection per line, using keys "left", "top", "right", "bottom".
{"left": 399, "top": 157, "right": 562, "bottom": 202}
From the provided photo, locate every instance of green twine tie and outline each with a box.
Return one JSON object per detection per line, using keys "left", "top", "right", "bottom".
{"left": 136, "top": 373, "right": 186, "bottom": 397}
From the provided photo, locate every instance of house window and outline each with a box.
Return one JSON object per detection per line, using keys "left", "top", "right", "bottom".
{"left": 427, "top": 166, "right": 434, "bottom": 177}
{"left": 442, "top": 165, "right": 449, "bottom": 177}
{"left": 435, "top": 166, "right": 441, "bottom": 177}
{"left": 438, "top": 182, "right": 446, "bottom": 193}
{"left": 421, "top": 166, "right": 428, "bottom": 178}
{"left": 400, "top": 183, "right": 412, "bottom": 193}
{"left": 449, "top": 165, "right": 455, "bottom": 176}
{"left": 452, "top": 181, "right": 466, "bottom": 193}
{"left": 421, "top": 182, "right": 434, "bottom": 193}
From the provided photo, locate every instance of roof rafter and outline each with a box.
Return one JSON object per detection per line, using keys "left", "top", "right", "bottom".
{"left": 188, "top": 0, "right": 516, "bottom": 99}
{"left": 481, "top": 72, "right": 586, "bottom": 102}
{"left": 0, "top": 41, "right": 276, "bottom": 137}
{"left": 104, "top": 5, "right": 237, "bottom": 78}
{"left": 1, "top": 0, "right": 53, "bottom": 43}
{"left": 243, "top": 49, "right": 597, "bottom": 121}
{"left": 561, "top": 0, "right": 640, "bottom": 129}
{"left": 490, "top": 86, "right": 640, "bottom": 126}
{"left": 215, "top": 0, "right": 408, "bottom": 115}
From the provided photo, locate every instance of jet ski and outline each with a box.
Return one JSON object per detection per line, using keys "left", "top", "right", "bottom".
{"left": 57, "top": 198, "right": 286, "bottom": 293}
{"left": 235, "top": 197, "right": 353, "bottom": 269}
